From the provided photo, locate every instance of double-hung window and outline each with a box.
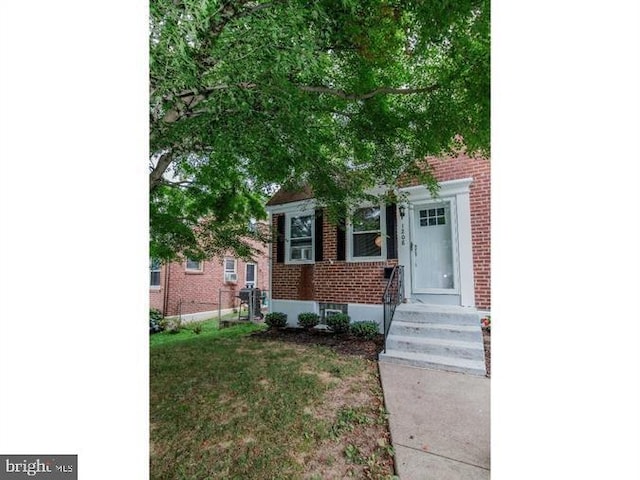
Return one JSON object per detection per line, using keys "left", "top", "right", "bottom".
{"left": 287, "top": 213, "right": 314, "bottom": 263}
{"left": 150, "top": 259, "right": 161, "bottom": 287}
{"left": 348, "top": 206, "right": 385, "bottom": 261}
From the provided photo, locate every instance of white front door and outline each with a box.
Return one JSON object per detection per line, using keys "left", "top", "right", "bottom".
{"left": 411, "top": 200, "right": 459, "bottom": 294}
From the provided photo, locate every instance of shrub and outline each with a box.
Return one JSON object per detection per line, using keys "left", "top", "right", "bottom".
{"left": 298, "top": 312, "right": 320, "bottom": 329}
{"left": 164, "top": 317, "right": 183, "bottom": 334}
{"left": 190, "top": 322, "right": 204, "bottom": 334}
{"left": 150, "top": 309, "right": 164, "bottom": 334}
{"left": 265, "top": 312, "right": 288, "bottom": 329}
{"left": 326, "top": 313, "right": 350, "bottom": 334}
{"left": 350, "top": 321, "right": 380, "bottom": 340}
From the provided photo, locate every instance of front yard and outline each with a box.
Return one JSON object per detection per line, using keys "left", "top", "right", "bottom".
{"left": 150, "top": 320, "right": 396, "bottom": 479}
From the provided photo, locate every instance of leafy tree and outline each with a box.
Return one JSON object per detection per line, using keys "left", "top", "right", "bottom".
{"left": 149, "top": 0, "right": 489, "bottom": 261}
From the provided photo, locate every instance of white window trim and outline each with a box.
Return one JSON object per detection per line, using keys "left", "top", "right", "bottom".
{"left": 347, "top": 203, "right": 387, "bottom": 263}
{"left": 150, "top": 259, "right": 161, "bottom": 288}
{"left": 245, "top": 263, "right": 257, "bottom": 288}
{"left": 285, "top": 210, "right": 315, "bottom": 265}
{"left": 185, "top": 259, "right": 203, "bottom": 272}
{"left": 224, "top": 258, "right": 238, "bottom": 283}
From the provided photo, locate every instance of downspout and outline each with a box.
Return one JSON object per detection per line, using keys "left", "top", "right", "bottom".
{"left": 162, "top": 262, "right": 171, "bottom": 316}
{"left": 268, "top": 212, "right": 273, "bottom": 314}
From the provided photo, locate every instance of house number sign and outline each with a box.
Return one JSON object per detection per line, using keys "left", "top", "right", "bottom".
{"left": 401, "top": 223, "right": 406, "bottom": 246}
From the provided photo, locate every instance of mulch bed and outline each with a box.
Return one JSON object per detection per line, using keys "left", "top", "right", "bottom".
{"left": 251, "top": 327, "right": 384, "bottom": 361}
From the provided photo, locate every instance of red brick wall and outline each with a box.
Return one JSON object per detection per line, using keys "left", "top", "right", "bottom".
{"left": 271, "top": 154, "right": 491, "bottom": 310}
{"left": 402, "top": 155, "right": 491, "bottom": 310}
{"left": 149, "top": 246, "right": 269, "bottom": 317}
{"left": 271, "top": 214, "right": 398, "bottom": 305}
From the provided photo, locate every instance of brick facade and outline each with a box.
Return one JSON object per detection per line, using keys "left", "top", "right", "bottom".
{"left": 149, "top": 252, "right": 269, "bottom": 317}
{"left": 270, "top": 154, "right": 491, "bottom": 311}
{"left": 271, "top": 212, "right": 399, "bottom": 305}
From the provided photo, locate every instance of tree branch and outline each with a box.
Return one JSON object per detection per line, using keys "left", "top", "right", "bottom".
{"left": 158, "top": 81, "right": 435, "bottom": 124}
{"left": 298, "top": 84, "right": 439, "bottom": 100}
{"left": 160, "top": 179, "right": 195, "bottom": 188}
{"left": 149, "top": 151, "right": 174, "bottom": 193}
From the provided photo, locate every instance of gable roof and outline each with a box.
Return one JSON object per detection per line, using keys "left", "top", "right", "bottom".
{"left": 265, "top": 184, "right": 314, "bottom": 206}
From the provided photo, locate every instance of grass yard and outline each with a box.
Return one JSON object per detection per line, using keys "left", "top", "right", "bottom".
{"left": 150, "top": 320, "right": 396, "bottom": 479}
{"left": 149, "top": 313, "right": 253, "bottom": 347}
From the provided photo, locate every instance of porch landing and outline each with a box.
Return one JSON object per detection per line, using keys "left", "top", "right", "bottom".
{"left": 379, "top": 304, "right": 487, "bottom": 376}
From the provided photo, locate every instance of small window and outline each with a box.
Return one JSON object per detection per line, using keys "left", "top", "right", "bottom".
{"left": 185, "top": 259, "right": 203, "bottom": 271}
{"left": 319, "top": 303, "right": 348, "bottom": 324}
{"left": 288, "top": 214, "right": 314, "bottom": 262}
{"left": 150, "top": 259, "right": 161, "bottom": 287}
{"left": 350, "top": 206, "right": 383, "bottom": 259}
{"left": 224, "top": 258, "right": 237, "bottom": 283}
{"left": 419, "top": 207, "right": 446, "bottom": 227}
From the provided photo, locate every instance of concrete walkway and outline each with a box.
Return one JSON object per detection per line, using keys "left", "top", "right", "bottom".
{"left": 379, "top": 362, "right": 490, "bottom": 479}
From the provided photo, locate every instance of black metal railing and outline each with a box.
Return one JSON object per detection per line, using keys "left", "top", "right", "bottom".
{"left": 382, "top": 265, "right": 404, "bottom": 353}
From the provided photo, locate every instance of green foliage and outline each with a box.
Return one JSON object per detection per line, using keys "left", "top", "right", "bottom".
{"left": 326, "top": 313, "right": 351, "bottom": 334}
{"left": 481, "top": 315, "right": 491, "bottom": 332}
{"left": 331, "top": 406, "right": 373, "bottom": 439}
{"left": 297, "top": 312, "right": 320, "bottom": 329}
{"left": 150, "top": 308, "right": 164, "bottom": 334}
{"left": 150, "top": 317, "right": 264, "bottom": 347}
{"left": 149, "top": 0, "right": 490, "bottom": 259}
{"left": 350, "top": 321, "right": 380, "bottom": 340}
{"left": 163, "top": 317, "right": 183, "bottom": 334}
{"left": 344, "top": 444, "right": 362, "bottom": 464}
{"left": 189, "top": 321, "right": 204, "bottom": 334}
{"left": 265, "top": 312, "right": 288, "bottom": 329}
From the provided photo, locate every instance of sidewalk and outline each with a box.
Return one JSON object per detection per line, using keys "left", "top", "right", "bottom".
{"left": 379, "top": 362, "right": 490, "bottom": 479}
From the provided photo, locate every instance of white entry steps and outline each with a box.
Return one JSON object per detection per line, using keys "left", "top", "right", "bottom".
{"left": 379, "top": 304, "right": 487, "bottom": 376}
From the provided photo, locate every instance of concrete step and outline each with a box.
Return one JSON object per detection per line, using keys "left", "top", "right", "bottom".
{"left": 394, "top": 304, "right": 480, "bottom": 326}
{"left": 385, "top": 334, "right": 485, "bottom": 362}
{"left": 379, "top": 349, "right": 487, "bottom": 376}
{"left": 389, "top": 321, "right": 483, "bottom": 342}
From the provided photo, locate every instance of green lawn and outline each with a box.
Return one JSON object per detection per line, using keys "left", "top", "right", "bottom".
{"left": 150, "top": 320, "right": 395, "bottom": 479}
{"left": 149, "top": 313, "right": 257, "bottom": 347}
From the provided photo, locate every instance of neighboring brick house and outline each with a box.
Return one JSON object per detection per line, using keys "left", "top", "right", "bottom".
{"left": 265, "top": 154, "right": 490, "bottom": 328}
{"left": 149, "top": 251, "right": 269, "bottom": 319}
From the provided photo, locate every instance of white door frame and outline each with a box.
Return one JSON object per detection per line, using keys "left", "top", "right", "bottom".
{"left": 398, "top": 178, "right": 476, "bottom": 307}
{"left": 409, "top": 197, "right": 460, "bottom": 295}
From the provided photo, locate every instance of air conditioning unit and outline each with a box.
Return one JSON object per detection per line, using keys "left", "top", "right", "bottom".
{"left": 224, "top": 273, "right": 237, "bottom": 283}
